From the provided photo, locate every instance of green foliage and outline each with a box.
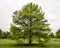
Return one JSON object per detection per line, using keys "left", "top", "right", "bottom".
{"left": 10, "top": 24, "right": 24, "bottom": 40}
{"left": 0, "top": 29, "right": 9, "bottom": 39}
{"left": 49, "top": 32, "right": 55, "bottom": 38}
{"left": 55, "top": 29, "right": 60, "bottom": 38}
{"left": 11, "top": 3, "right": 51, "bottom": 45}
{"left": 2, "top": 32, "right": 7, "bottom": 39}
{"left": 3, "top": 31, "right": 10, "bottom": 39}
{"left": 0, "top": 29, "right": 3, "bottom": 39}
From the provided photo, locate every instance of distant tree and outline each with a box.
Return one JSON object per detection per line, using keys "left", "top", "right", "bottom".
{"left": 55, "top": 29, "right": 60, "bottom": 38}
{"left": 0, "top": 29, "right": 2, "bottom": 39}
{"left": 0, "top": 29, "right": 9, "bottom": 39}
{"left": 6, "top": 31, "right": 11, "bottom": 38}
{"left": 2, "top": 31, "right": 10, "bottom": 39}
{"left": 49, "top": 32, "right": 54, "bottom": 38}
{"left": 2, "top": 31, "right": 6, "bottom": 39}
{"left": 10, "top": 3, "right": 51, "bottom": 45}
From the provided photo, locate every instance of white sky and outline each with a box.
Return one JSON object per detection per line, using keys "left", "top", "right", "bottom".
{"left": 0, "top": 0, "right": 60, "bottom": 33}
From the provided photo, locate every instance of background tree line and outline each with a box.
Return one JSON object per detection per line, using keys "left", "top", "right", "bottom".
{"left": 0, "top": 29, "right": 10, "bottom": 39}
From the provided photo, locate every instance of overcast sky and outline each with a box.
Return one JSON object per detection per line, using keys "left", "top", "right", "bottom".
{"left": 0, "top": 0, "right": 60, "bottom": 33}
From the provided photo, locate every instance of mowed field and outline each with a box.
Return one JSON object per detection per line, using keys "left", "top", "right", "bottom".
{"left": 0, "top": 38, "right": 60, "bottom": 48}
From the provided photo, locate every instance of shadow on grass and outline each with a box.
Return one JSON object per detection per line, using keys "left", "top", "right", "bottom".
{"left": 12, "top": 44, "right": 46, "bottom": 47}
{"left": 0, "top": 44, "right": 48, "bottom": 48}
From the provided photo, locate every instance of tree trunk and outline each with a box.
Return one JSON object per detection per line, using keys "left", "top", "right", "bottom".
{"left": 29, "top": 16, "right": 32, "bottom": 45}
{"left": 29, "top": 33, "right": 32, "bottom": 45}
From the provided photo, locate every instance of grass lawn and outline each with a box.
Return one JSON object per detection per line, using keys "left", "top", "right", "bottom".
{"left": 0, "top": 38, "right": 60, "bottom": 48}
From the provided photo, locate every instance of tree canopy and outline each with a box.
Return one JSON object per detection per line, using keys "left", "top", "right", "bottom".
{"left": 10, "top": 3, "right": 51, "bottom": 45}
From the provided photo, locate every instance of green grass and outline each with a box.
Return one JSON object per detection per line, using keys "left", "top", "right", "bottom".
{"left": 0, "top": 38, "right": 60, "bottom": 48}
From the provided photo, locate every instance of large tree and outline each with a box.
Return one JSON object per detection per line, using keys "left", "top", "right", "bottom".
{"left": 10, "top": 3, "right": 50, "bottom": 45}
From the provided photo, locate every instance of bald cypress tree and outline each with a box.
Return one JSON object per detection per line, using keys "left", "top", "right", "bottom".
{"left": 11, "top": 3, "right": 50, "bottom": 45}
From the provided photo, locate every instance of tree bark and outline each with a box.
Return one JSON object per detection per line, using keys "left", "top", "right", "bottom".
{"left": 29, "top": 33, "right": 32, "bottom": 45}
{"left": 29, "top": 16, "right": 32, "bottom": 45}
